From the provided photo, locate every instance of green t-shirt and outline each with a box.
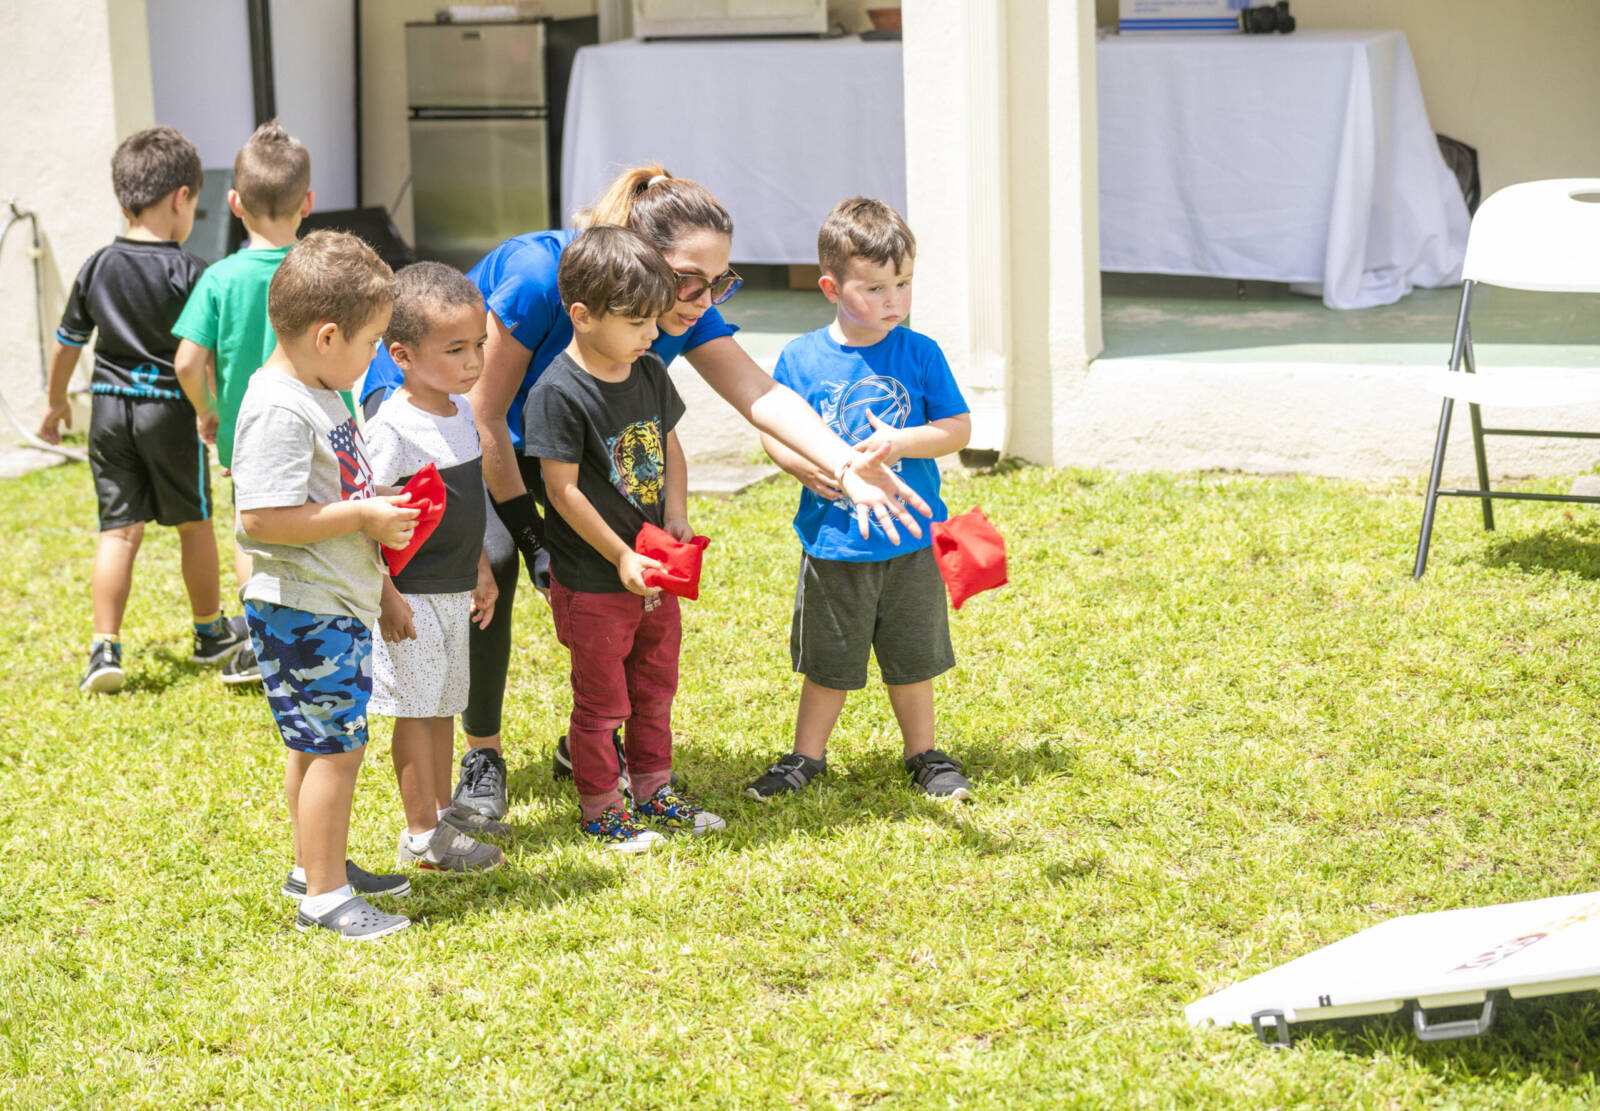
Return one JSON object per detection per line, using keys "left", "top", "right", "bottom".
{"left": 172, "top": 245, "right": 290, "bottom": 468}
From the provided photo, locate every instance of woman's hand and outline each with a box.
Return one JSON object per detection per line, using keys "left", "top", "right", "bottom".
{"left": 839, "top": 440, "right": 932, "bottom": 543}
{"left": 471, "top": 554, "right": 499, "bottom": 629}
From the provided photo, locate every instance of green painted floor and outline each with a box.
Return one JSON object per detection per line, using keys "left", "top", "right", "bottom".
{"left": 721, "top": 269, "right": 1600, "bottom": 370}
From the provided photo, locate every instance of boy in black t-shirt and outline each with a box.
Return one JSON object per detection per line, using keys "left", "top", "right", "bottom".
{"left": 524, "top": 225, "right": 725, "bottom": 852}
{"left": 39, "top": 127, "right": 248, "bottom": 693}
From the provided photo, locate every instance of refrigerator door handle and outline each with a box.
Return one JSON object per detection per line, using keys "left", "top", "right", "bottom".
{"left": 410, "top": 106, "right": 549, "bottom": 121}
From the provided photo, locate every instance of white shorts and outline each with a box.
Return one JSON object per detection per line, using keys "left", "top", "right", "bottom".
{"left": 369, "top": 591, "right": 472, "bottom": 719}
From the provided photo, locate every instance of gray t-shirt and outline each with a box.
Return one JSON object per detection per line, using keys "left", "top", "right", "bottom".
{"left": 233, "top": 366, "right": 383, "bottom": 624}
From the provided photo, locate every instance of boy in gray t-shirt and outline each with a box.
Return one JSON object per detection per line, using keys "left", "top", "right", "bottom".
{"left": 231, "top": 232, "right": 419, "bottom": 941}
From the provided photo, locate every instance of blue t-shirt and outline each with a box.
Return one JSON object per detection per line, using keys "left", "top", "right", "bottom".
{"left": 773, "top": 325, "right": 969, "bottom": 563}
{"left": 359, "top": 228, "right": 738, "bottom": 452}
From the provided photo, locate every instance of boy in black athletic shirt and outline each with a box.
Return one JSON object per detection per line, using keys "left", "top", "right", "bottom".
{"left": 39, "top": 126, "right": 248, "bottom": 693}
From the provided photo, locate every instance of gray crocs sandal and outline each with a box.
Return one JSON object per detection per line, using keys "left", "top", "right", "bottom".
{"left": 295, "top": 895, "right": 410, "bottom": 940}
{"left": 281, "top": 858, "right": 411, "bottom": 900}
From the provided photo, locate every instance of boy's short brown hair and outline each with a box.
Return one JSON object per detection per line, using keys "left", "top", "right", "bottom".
{"left": 817, "top": 197, "right": 916, "bottom": 280}
{"left": 556, "top": 225, "right": 677, "bottom": 319}
{"left": 387, "top": 261, "right": 485, "bottom": 349}
{"left": 111, "top": 126, "right": 203, "bottom": 215}
{"left": 268, "top": 230, "right": 395, "bottom": 339}
{"left": 233, "top": 119, "right": 311, "bottom": 220}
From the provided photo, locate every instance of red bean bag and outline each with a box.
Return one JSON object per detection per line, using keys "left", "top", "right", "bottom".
{"left": 382, "top": 463, "right": 447, "bottom": 577}
{"left": 931, "top": 507, "right": 1007, "bottom": 610}
{"left": 635, "top": 521, "right": 711, "bottom": 601}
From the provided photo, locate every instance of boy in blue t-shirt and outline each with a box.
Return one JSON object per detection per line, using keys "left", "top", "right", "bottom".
{"left": 744, "top": 198, "right": 975, "bottom": 804}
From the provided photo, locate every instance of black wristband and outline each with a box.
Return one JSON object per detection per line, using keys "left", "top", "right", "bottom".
{"left": 492, "top": 492, "right": 545, "bottom": 557}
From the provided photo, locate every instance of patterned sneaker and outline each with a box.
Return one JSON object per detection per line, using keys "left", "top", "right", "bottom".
{"left": 395, "top": 825, "right": 505, "bottom": 873}
{"left": 744, "top": 752, "right": 826, "bottom": 802}
{"left": 79, "top": 641, "right": 125, "bottom": 694}
{"left": 905, "top": 748, "right": 973, "bottom": 800}
{"left": 192, "top": 613, "right": 250, "bottom": 665}
{"left": 451, "top": 747, "right": 508, "bottom": 820}
{"left": 280, "top": 858, "right": 411, "bottom": 900}
{"left": 295, "top": 895, "right": 410, "bottom": 940}
{"left": 220, "top": 641, "right": 262, "bottom": 686}
{"left": 581, "top": 805, "right": 665, "bottom": 854}
{"left": 631, "top": 785, "right": 726, "bottom": 836}
{"left": 441, "top": 804, "right": 512, "bottom": 838}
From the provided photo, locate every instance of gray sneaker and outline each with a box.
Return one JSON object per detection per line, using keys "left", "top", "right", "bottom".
{"left": 441, "top": 804, "right": 512, "bottom": 838}
{"left": 451, "top": 747, "right": 508, "bottom": 820}
{"left": 280, "top": 858, "right": 411, "bottom": 900}
{"left": 295, "top": 895, "right": 410, "bottom": 940}
{"left": 396, "top": 825, "right": 505, "bottom": 873}
{"left": 221, "top": 641, "right": 261, "bottom": 686}
{"left": 744, "top": 752, "right": 827, "bottom": 802}
{"left": 905, "top": 748, "right": 973, "bottom": 800}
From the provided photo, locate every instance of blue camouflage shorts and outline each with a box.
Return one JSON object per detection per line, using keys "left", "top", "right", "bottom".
{"left": 245, "top": 600, "right": 372, "bottom": 754}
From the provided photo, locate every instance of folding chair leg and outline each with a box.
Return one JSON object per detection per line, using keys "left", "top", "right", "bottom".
{"left": 1462, "top": 327, "right": 1494, "bottom": 531}
{"left": 1414, "top": 397, "right": 1455, "bottom": 579}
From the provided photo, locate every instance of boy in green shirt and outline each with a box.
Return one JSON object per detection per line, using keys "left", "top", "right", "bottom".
{"left": 173, "top": 120, "right": 313, "bottom": 684}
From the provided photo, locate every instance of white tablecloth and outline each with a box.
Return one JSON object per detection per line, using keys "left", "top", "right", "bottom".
{"left": 562, "top": 37, "right": 906, "bottom": 265}
{"left": 1097, "top": 30, "right": 1470, "bottom": 308}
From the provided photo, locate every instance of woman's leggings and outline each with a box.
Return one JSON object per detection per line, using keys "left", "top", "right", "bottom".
{"left": 460, "top": 452, "right": 545, "bottom": 741}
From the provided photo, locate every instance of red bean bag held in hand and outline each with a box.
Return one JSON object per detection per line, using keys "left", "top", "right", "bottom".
{"left": 382, "top": 463, "right": 447, "bottom": 577}
{"left": 931, "top": 507, "right": 1007, "bottom": 610}
{"left": 635, "top": 521, "right": 711, "bottom": 601}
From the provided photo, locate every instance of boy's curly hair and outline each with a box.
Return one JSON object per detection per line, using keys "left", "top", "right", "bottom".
{"left": 387, "top": 261, "right": 485, "bottom": 349}
{"left": 268, "top": 230, "right": 395, "bottom": 339}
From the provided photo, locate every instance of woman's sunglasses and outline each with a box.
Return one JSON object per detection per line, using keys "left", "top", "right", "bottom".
{"left": 675, "top": 268, "right": 743, "bottom": 306}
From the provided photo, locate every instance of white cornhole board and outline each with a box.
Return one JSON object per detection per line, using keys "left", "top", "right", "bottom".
{"left": 1187, "top": 890, "right": 1600, "bottom": 1046}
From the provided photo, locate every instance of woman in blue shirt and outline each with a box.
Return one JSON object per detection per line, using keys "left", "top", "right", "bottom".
{"left": 363, "top": 165, "right": 930, "bottom": 814}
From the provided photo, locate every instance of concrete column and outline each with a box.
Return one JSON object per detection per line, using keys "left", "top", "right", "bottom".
{"left": 903, "top": 0, "right": 1101, "bottom": 465}
{"left": 0, "top": 0, "right": 153, "bottom": 437}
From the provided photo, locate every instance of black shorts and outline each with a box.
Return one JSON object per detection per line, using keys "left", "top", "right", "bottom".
{"left": 89, "top": 394, "right": 211, "bottom": 530}
{"left": 789, "top": 545, "right": 955, "bottom": 691}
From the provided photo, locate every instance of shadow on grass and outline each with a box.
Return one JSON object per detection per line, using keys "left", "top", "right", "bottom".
{"left": 1277, "top": 994, "right": 1600, "bottom": 1087}
{"left": 1480, "top": 527, "right": 1600, "bottom": 580}
{"left": 489, "top": 732, "right": 1081, "bottom": 865}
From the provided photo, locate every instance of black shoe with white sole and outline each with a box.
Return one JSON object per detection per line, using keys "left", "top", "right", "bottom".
{"left": 743, "top": 752, "right": 826, "bottom": 802}
{"left": 281, "top": 858, "right": 411, "bottom": 900}
{"left": 905, "top": 748, "right": 973, "bottom": 800}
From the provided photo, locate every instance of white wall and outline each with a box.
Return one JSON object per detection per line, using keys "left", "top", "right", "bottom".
{"left": 1095, "top": 0, "right": 1600, "bottom": 200}
{"left": 146, "top": 0, "right": 357, "bottom": 210}
{"left": 146, "top": 0, "right": 254, "bottom": 170}
{"left": 272, "top": 1, "right": 358, "bottom": 210}
{"left": 0, "top": 0, "right": 154, "bottom": 431}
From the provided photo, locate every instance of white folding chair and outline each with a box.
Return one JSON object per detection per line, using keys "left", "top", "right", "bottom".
{"left": 1413, "top": 179, "right": 1600, "bottom": 578}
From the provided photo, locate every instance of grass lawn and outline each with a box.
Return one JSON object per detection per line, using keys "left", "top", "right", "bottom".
{"left": 4, "top": 458, "right": 1600, "bottom": 1108}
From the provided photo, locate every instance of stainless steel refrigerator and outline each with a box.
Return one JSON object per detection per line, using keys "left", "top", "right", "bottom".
{"left": 405, "top": 21, "right": 551, "bottom": 270}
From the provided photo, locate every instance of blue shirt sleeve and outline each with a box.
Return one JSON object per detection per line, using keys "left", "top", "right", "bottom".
{"left": 680, "top": 305, "right": 739, "bottom": 353}
{"left": 916, "top": 335, "right": 970, "bottom": 422}
{"left": 359, "top": 343, "right": 404, "bottom": 407}
{"left": 484, "top": 246, "right": 563, "bottom": 353}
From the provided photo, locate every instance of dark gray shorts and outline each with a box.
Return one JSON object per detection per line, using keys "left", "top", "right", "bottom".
{"left": 89, "top": 394, "right": 210, "bottom": 530}
{"left": 789, "top": 545, "right": 955, "bottom": 691}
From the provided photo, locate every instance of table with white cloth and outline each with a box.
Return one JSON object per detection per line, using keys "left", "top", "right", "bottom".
{"left": 561, "top": 37, "right": 905, "bottom": 265}
{"left": 1096, "top": 29, "right": 1470, "bottom": 309}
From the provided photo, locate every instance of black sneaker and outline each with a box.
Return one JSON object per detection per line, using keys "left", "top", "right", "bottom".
{"left": 192, "top": 613, "right": 249, "bottom": 665}
{"left": 280, "top": 858, "right": 411, "bottom": 900}
{"left": 554, "top": 731, "right": 682, "bottom": 796}
{"left": 905, "top": 749, "right": 973, "bottom": 800}
{"left": 744, "top": 752, "right": 827, "bottom": 802}
{"left": 452, "top": 747, "right": 508, "bottom": 820}
{"left": 221, "top": 641, "right": 261, "bottom": 686}
{"left": 80, "top": 641, "right": 125, "bottom": 694}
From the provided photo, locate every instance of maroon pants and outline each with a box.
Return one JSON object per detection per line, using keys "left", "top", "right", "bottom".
{"left": 549, "top": 577, "right": 680, "bottom": 817}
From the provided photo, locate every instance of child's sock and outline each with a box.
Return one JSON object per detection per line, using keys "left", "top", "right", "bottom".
{"left": 437, "top": 807, "right": 453, "bottom": 823}
{"left": 90, "top": 634, "right": 121, "bottom": 661}
{"left": 300, "top": 884, "right": 354, "bottom": 918}
{"left": 290, "top": 866, "right": 307, "bottom": 883}
{"left": 193, "top": 611, "right": 226, "bottom": 638}
{"left": 579, "top": 789, "right": 627, "bottom": 823}
{"left": 630, "top": 770, "right": 671, "bottom": 802}
{"left": 406, "top": 826, "right": 439, "bottom": 852}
